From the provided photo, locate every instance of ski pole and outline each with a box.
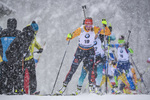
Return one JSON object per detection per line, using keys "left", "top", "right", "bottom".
{"left": 82, "top": 5, "right": 86, "bottom": 19}
{"left": 51, "top": 40, "right": 70, "bottom": 95}
{"left": 101, "top": 18, "right": 108, "bottom": 94}
{"left": 127, "top": 30, "right": 131, "bottom": 43}
{"left": 35, "top": 42, "right": 46, "bottom": 67}
{"left": 33, "top": 51, "right": 39, "bottom": 53}
{"left": 33, "top": 42, "right": 46, "bottom": 54}
{"left": 141, "top": 66, "right": 150, "bottom": 75}
{"left": 142, "top": 59, "right": 150, "bottom": 75}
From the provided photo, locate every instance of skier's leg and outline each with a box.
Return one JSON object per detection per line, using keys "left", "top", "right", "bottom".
{"left": 107, "top": 76, "right": 113, "bottom": 89}
{"left": 56, "top": 47, "right": 84, "bottom": 94}
{"left": 6, "top": 64, "right": 14, "bottom": 94}
{"left": 87, "top": 48, "right": 95, "bottom": 85}
{"left": 78, "top": 66, "right": 88, "bottom": 87}
{"left": 14, "top": 63, "right": 19, "bottom": 94}
{"left": 28, "top": 59, "right": 37, "bottom": 94}
{"left": 95, "top": 63, "right": 103, "bottom": 86}
{"left": 95, "top": 63, "right": 103, "bottom": 94}
{"left": 14, "top": 63, "right": 24, "bottom": 94}
{"left": 22, "top": 63, "right": 29, "bottom": 94}
{"left": 113, "top": 62, "right": 124, "bottom": 94}
{"left": 124, "top": 62, "right": 135, "bottom": 90}
{"left": 63, "top": 47, "right": 84, "bottom": 85}
{"left": 87, "top": 50, "right": 95, "bottom": 93}
{"left": 131, "top": 67, "right": 138, "bottom": 86}
{"left": 73, "top": 66, "right": 87, "bottom": 95}
{"left": 0, "top": 62, "right": 7, "bottom": 94}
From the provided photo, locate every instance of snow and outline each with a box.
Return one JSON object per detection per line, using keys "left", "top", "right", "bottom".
{"left": 0, "top": 0, "right": 150, "bottom": 99}
{"left": 0, "top": 94, "right": 150, "bottom": 100}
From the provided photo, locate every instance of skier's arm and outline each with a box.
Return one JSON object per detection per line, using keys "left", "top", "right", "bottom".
{"left": 127, "top": 48, "right": 134, "bottom": 54}
{"left": 131, "top": 67, "right": 138, "bottom": 85}
{"left": 34, "top": 38, "right": 41, "bottom": 50}
{"left": 94, "top": 26, "right": 111, "bottom": 36}
{"left": 109, "top": 44, "right": 120, "bottom": 49}
{"left": 66, "top": 27, "right": 81, "bottom": 41}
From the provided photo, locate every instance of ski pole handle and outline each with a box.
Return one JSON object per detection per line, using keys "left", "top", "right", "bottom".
{"left": 82, "top": 5, "right": 86, "bottom": 9}
{"left": 82, "top": 5, "right": 86, "bottom": 19}
{"left": 127, "top": 30, "right": 131, "bottom": 43}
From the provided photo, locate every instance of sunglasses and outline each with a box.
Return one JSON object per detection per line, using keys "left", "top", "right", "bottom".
{"left": 118, "top": 40, "right": 125, "bottom": 44}
{"left": 85, "top": 25, "right": 92, "bottom": 28}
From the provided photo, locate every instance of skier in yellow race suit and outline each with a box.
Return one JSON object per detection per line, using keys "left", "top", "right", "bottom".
{"left": 56, "top": 17, "right": 111, "bottom": 95}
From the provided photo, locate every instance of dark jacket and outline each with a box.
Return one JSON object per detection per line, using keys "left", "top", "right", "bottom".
{"left": 0, "top": 18, "right": 21, "bottom": 62}
{"left": 6, "top": 25, "right": 35, "bottom": 64}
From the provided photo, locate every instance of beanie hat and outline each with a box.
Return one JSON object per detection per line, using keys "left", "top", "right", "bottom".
{"left": 31, "top": 21, "right": 39, "bottom": 31}
{"left": 85, "top": 17, "right": 93, "bottom": 25}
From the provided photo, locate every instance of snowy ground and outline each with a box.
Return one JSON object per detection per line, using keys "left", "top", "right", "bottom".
{"left": 0, "top": 94, "right": 150, "bottom": 100}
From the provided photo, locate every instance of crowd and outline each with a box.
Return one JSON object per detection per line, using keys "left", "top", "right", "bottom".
{"left": 0, "top": 18, "right": 43, "bottom": 95}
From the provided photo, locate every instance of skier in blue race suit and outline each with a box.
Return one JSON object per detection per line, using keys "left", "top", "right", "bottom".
{"left": 109, "top": 35, "right": 136, "bottom": 93}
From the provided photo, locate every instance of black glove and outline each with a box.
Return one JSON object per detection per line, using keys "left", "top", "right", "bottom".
{"left": 108, "top": 24, "right": 112, "bottom": 32}
{"left": 37, "top": 48, "right": 43, "bottom": 53}
{"left": 96, "top": 54, "right": 102, "bottom": 62}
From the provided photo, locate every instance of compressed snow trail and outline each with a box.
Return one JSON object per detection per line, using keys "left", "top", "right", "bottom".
{"left": 0, "top": 94, "right": 150, "bottom": 100}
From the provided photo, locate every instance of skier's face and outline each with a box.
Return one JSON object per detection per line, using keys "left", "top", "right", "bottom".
{"left": 85, "top": 24, "right": 92, "bottom": 31}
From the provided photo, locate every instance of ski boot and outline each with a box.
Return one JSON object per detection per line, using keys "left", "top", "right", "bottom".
{"left": 71, "top": 85, "right": 82, "bottom": 95}
{"left": 31, "top": 91, "right": 40, "bottom": 95}
{"left": 14, "top": 88, "right": 25, "bottom": 95}
{"left": 130, "top": 89, "right": 137, "bottom": 95}
{"left": 113, "top": 86, "right": 122, "bottom": 94}
{"left": 55, "top": 83, "right": 67, "bottom": 95}
{"left": 95, "top": 86, "right": 102, "bottom": 95}
{"left": 89, "top": 84, "right": 94, "bottom": 93}
{"left": 111, "top": 89, "right": 115, "bottom": 94}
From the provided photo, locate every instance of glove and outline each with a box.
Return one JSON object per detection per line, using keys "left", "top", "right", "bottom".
{"left": 108, "top": 23, "right": 112, "bottom": 32}
{"left": 96, "top": 54, "right": 102, "bottom": 63}
{"left": 67, "top": 33, "right": 72, "bottom": 39}
{"left": 102, "top": 19, "right": 107, "bottom": 27}
{"left": 128, "top": 48, "right": 134, "bottom": 54}
{"left": 37, "top": 48, "right": 43, "bottom": 53}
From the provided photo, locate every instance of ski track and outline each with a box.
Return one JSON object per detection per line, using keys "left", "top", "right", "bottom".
{"left": 0, "top": 94, "right": 150, "bottom": 100}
